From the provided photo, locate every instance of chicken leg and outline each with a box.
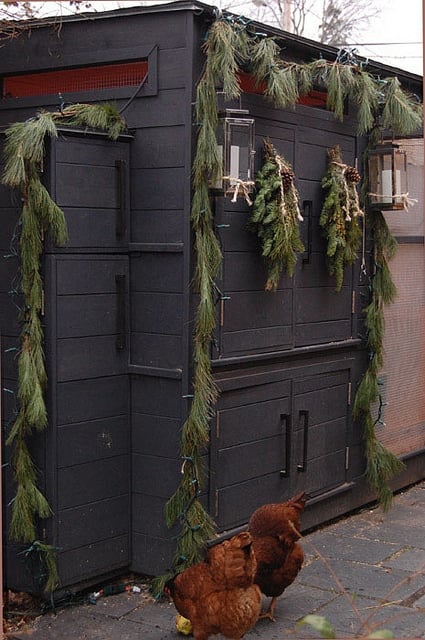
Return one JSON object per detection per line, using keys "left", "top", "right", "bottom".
{"left": 259, "top": 596, "right": 277, "bottom": 622}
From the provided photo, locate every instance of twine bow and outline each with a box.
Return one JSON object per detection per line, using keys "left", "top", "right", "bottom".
{"left": 368, "top": 192, "right": 418, "bottom": 212}
{"left": 222, "top": 176, "right": 255, "bottom": 205}
{"left": 330, "top": 160, "right": 364, "bottom": 220}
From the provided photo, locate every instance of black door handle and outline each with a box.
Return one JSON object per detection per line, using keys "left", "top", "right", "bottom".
{"left": 297, "top": 409, "right": 309, "bottom": 472}
{"left": 279, "top": 413, "right": 292, "bottom": 478}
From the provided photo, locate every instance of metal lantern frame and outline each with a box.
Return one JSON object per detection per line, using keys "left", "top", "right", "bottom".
{"left": 213, "top": 108, "right": 255, "bottom": 199}
{"left": 368, "top": 142, "right": 408, "bottom": 211}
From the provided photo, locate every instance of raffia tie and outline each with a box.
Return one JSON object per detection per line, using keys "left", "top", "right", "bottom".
{"left": 222, "top": 177, "right": 255, "bottom": 206}
{"left": 368, "top": 192, "right": 418, "bottom": 212}
{"left": 330, "top": 160, "right": 365, "bottom": 221}
{"left": 275, "top": 155, "right": 303, "bottom": 221}
{"left": 348, "top": 183, "right": 364, "bottom": 218}
{"left": 331, "top": 161, "right": 350, "bottom": 220}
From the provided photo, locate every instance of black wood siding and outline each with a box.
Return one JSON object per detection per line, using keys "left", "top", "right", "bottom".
{"left": 42, "top": 132, "right": 132, "bottom": 587}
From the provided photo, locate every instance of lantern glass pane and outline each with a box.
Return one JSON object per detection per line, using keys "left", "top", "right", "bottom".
{"left": 369, "top": 154, "right": 381, "bottom": 204}
{"left": 214, "top": 124, "right": 224, "bottom": 190}
{"left": 381, "top": 153, "right": 393, "bottom": 203}
{"left": 227, "top": 122, "right": 251, "bottom": 184}
{"left": 394, "top": 150, "right": 408, "bottom": 201}
{"left": 212, "top": 113, "right": 254, "bottom": 193}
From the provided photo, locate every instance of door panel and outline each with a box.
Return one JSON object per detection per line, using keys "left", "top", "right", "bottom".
{"left": 45, "top": 253, "right": 130, "bottom": 585}
{"left": 49, "top": 134, "right": 130, "bottom": 250}
{"left": 293, "top": 369, "right": 350, "bottom": 496}
{"left": 295, "top": 176, "right": 354, "bottom": 347}
{"left": 211, "top": 380, "right": 292, "bottom": 529}
{"left": 214, "top": 474, "right": 291, "bottom": 530}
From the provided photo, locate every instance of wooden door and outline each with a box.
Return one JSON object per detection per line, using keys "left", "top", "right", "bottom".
{"left": 292, "top": 367, "right": 350, "bottom": 498}
{"left": 47, "top": 130, "right": 131, "bottom": 252}
{"left": 294, "top": 128, "right": 357, "bottom": 346}
{"left": 44, "top": 254, "right": 130, "bottom": 586}
{"left": 211, "top": 376, "right": 292, "bottom": 530}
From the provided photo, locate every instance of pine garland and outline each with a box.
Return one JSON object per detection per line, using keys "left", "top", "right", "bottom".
{"left": 319, "top": 145, "right": 364, "bottom": 291}
{"left": 250, "top": 138, "right": 304, "bottom": 290}
{"left": 381, "top": 76, "right": 423, "bottom": 135}
{"left": 152, "top": 20, "right": 242, "bottom": 596}
{"left": 352, "top": 209, "right": 404, "bottom": 511}
{"left": 2, "top": 103, "right": 127, "bottom": 592}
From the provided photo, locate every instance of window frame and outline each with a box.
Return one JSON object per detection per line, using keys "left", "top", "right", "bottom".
{"left": 0, "top": 44, "right": 158, "bottom": 109}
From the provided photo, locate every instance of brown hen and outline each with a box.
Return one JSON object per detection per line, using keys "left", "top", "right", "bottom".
{"left": 248, "top": 492, "right": 307, "bottom": 621}
{"left": 166, "top": 531, "right": 261, "bottom": 640}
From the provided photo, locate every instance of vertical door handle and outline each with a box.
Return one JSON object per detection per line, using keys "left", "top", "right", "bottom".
{"left": 115, "top": 159, "right": 127, "bottom": 239}
{"left": 297, "top": 409, "right": 309, "bottom": 472}
{"left": 279, "top": 413, "right": 292, "bottom": 478}
{"left": 115, "top": 274, "right": 126, "bottom": 351}
{"left": 302, "top": 200, "right": 313, "bottom": 264}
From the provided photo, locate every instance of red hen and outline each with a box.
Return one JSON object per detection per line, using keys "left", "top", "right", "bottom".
{"left": 248, "top": 492, "right": 307, "bottom": 621}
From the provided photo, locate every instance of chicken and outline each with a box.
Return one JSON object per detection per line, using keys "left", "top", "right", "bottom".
{"left": 248, "top": 491, "right": 307, "bottom": 621}
{"left": 165, "top": 531, "right": 262, "bottom": 640}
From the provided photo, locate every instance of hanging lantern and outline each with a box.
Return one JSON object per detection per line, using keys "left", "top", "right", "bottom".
{"left": 368, "top": 142, "right": 408, "bottom": 210}
{"left": 213, "top": 109, "right": 255, "bottom": 202}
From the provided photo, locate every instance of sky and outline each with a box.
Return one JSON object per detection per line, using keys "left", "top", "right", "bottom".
{"left": 353, "top": 0, "right": 422, "bottom": 75}
{"left": 31, "top": 0, "right": 423, "bottom": 76}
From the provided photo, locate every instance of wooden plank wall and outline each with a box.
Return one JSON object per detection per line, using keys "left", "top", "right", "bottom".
{"left": 0, "top": 7, "right": 198, "bottom": 586}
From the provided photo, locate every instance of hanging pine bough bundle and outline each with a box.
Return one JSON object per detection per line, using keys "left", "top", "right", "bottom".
{"left": 250, "top": 139, "right": 304, "bottom": 291}
{"left": 2, "top": 103, "right": 127, "bottom": 592}
{"left": 319, "top": 145, "right": 364, "bottom": 291}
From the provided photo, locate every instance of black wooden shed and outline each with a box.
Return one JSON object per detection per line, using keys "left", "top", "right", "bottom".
{"left": 0, "top": 1, "right": 423, "bottom": 593}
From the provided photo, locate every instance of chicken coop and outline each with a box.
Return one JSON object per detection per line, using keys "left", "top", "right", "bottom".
{"left": 0, "top": 1, "right": 423, "bottom": 594}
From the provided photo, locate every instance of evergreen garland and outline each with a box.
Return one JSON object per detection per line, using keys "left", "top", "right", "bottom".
{"left": 250, "top": 138, "right": 304, "bottom": 290}
{"left": 319, "top": 145, "right": 364, "bottom": 291}
{"left": 2, "top": 103, "right": 127, "bottom": 592}
{"left": 352, "top": 208, "right": 404, "bottom": 511}
{"left": 152, "top": 19, "right": 242, "bottom": 596}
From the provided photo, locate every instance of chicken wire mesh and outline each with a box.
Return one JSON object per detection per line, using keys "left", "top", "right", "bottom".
{"left": 2, "top": 60, "right": 148, "bottom": 98}
{"left": 378, "top": 138, "right": 425, "bottom": 456}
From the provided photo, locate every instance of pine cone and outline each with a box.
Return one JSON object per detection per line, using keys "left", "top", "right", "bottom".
{"left": 345, "top": 166, "right": 361, "bottom": 184}
{"left": 280, "top": 168, "right": 294, "bottom": 191}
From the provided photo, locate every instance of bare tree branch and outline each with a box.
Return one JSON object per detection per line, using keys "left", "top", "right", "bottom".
{"left": 319, "top": 0, "right": 382, "bottom": 45}
{"left": 225, "top": 0, "right": 382, "bottom": 43}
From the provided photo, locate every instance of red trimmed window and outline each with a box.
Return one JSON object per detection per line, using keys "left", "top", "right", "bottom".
{"left": 2, "top": 60, "right": 148, "bottom": 98}
{"left": 238, "top": 71, "right": 327, "bottom": 109}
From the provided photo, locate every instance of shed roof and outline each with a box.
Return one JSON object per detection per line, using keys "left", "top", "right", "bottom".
{"left": 1, "top": 0, "right": 422, "bottom": 96}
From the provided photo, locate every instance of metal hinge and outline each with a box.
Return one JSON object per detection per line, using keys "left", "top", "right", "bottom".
{"left": 215, "top": 490, "right": 219, "bottom": 517}
{"left": 347, "top": 381, "right": 352, "bottom": 406}
{"left": 216, "top": 412, "right": 220, "bottom": 438}
{"left": 351, "top": 290, "right": 356, "bottom": 314}
{"left": 345, "top": 446, "right": 350, "bottom": 470}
